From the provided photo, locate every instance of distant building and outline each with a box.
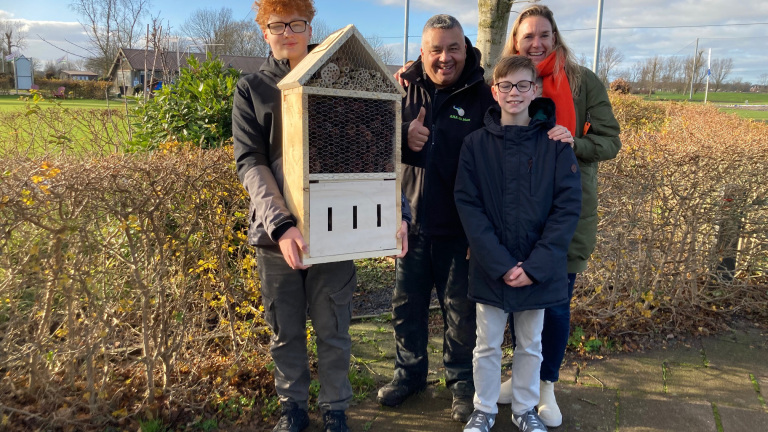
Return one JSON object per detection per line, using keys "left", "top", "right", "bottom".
{"left": 59, "top": 70, "right": 99, "bottom": 81}
{"left": 107, "top": 48, "right": 267, "bottom": 95}
{"left": 749, "top": 85, "right": 765, "bottom": 93}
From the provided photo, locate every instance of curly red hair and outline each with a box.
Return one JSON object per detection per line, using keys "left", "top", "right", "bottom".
{"left": 253, "top": 0, "right": 316, "bottom": 31}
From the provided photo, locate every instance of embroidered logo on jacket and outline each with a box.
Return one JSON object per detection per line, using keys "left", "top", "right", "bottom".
{"left": 450, "top": 105, "right": 471, "bottom": 122}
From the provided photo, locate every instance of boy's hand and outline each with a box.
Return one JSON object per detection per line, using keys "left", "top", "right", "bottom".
{"left": 504, "top": 262, "right": 532, "bottom": 287}
{"left": 392, "top": 220, "right": 409, "bottom": 258}
{"left": 278, "top": 227, "right": 310, "bottom": 270}
{"left": 408, "top": 107, "right": 430, "bottom": 152}
{"left": 547, "top": 125, "right": 574, "bottom": 147}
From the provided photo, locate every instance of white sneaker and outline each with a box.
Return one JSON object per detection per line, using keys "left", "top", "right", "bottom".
{"left": 463, "top": 409, "right": 496, "bottom": 432}
{"left": 512, "top": 408, "right": 547, "bottom": 432}
{"left": 498, "top": 377, "right": 513, "bottom": 404}
{"left": 537, "top": 380, "right": 562, "bottom": 427}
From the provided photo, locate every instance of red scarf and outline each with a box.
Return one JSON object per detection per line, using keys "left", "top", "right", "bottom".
{"left": 536, "top": 53, "right": 576, "bottom": 136}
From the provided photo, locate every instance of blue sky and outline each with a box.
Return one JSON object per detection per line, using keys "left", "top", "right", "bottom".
{"left": 2, "top": 0, "right": 767, "bottom": 83}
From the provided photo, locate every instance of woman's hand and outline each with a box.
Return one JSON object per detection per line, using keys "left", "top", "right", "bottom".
{"left": 548, "top": 125, "right": 574, "bottom": 148}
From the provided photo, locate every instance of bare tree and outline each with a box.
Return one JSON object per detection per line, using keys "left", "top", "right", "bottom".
{"left": 182, "top": 8, "right": 275, "bottom": 57}
{"left": 366, "top": 34, "right": 396, "bottom": 66}
{"left": 70, "top": 0, "right": 151, "bottom": 76}
{"left": 309, "top": 20, "right": 334, "bottom": 46}
{"left": 476, "top": 0, "right": 516, "bottom": 79}
{"left": 181, "top": 7, "right": 234, "bottom": 56}
{"left": 597, "top": 46, "right": 624, "bottom": 85}
{"left": 228, "top": 20, "right": 269, "bottom": 57}
{"left": 639, "top": 56, "right": 662, "bottom": 96}
{"left": 709, "top": 57, "right": 733, "bottom": 92}
{"left": 2, "top": 19, "right": 27, "bottom": 74}
{"left": 759, "top": 73, "right": 768, "bottom": 88}
{"left": 684, "top": 50, "right": 706, "bottom": 95}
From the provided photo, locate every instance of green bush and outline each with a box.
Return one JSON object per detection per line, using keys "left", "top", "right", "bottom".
{"left": 34, "top": 78, "right": 112, "bottom": 99}
{"left": 131, "top": 53, "right": 241, "bottom": 150}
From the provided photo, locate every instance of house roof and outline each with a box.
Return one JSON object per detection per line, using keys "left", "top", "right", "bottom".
{"left": 61, "top": 70, "right": 98, "bottom": 76}
{"left": 108, "top": 48, "right": 267, "bottom": 77}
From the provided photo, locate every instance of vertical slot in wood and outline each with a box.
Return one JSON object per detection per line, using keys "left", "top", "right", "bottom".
{"left": 353, "top": 206, "right": 358, "bottom": 229}
{"left": 328, "top": 207, "right": 333, "bottom": 231}
{"left": 377, "top": 204, "right": 382, "bottom": 227}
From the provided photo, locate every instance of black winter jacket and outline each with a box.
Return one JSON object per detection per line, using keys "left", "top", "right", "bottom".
{"left": 399, "top": 38, "right": 495, "bottom": 237}
{"left": 454, "top": 99, "right": 582, "bottom": 312}
{"left": 233, "top": 51, "right": 411, "bottom": 247}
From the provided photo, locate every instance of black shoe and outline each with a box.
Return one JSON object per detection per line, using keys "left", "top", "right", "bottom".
{"left": 322, "top": 410, "right": 349, "bottom": 432}
{"left": 376, "top": 381, "right": 426, "bottom": 407}
{"left": 273, "top": 402, "right": 309, "bottom": 432}
{"left": 451, "top": 394, "right": 474, "bottom": 422}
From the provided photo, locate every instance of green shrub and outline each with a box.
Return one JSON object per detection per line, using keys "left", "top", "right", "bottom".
{"left": 34, "top": 78, "right": 112, "bottom": 99}
{"left": 131, "top": 54, "right": 241, "bottom": 150}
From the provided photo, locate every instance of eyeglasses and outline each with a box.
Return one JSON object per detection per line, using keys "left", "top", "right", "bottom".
{"left": 494, "top": 80, "right": 534, "bottom": 93}
{"left": 266, "top": 20, "right": 308, "bottom": 35}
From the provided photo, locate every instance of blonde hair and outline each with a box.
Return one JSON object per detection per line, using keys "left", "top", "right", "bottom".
{"left": 253, "top": 0, "right": 316, "bottom": 32}
{"left": 503, "top": 5, "right": 582, "bottom": 96}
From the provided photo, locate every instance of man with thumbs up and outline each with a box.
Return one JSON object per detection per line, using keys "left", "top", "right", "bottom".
{"left": 377, "top": 14, "right": 495, "bottom": 423}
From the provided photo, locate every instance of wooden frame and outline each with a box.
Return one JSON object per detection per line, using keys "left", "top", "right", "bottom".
{"left": 278, "top": 25, "right": 405, "bottom": 264}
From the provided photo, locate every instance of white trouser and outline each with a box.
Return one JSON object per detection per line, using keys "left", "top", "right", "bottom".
{"left": 472, "top": 303, "right": 544, "bottom": 415}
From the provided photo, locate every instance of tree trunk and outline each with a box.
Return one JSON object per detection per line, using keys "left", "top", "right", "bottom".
{"left": 477, "top": 0, "right": 515, "bottom": 81}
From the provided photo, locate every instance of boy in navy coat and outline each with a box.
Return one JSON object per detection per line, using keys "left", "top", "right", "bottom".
{"left": 454, "top": 55, "right": 581, "bottom": 432}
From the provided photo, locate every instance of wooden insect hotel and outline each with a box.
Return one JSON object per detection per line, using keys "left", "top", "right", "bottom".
{"left": 278, "top": 25, "right": 406, "bottom": 264}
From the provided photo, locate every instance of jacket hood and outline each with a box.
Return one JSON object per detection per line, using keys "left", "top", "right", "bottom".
{"left": 400, "top": 37, "right": 486, "bottom": 90}
{"left": 483, "top": 97, "right": 557, "bottom": 137}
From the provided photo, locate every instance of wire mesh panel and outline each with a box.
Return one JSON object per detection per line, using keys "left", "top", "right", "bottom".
{"left": 307, "top": 95, "right": 396, "bottom": 175}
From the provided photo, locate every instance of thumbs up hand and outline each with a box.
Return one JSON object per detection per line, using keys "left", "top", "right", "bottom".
{"left": 407, "top": 107, "right": 430, "bottom": 152}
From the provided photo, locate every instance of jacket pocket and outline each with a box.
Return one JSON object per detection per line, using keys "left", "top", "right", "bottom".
{"left": 329, "top": 271, "right": 357, "bottom": 333}
{"left": 261, "top": 294, "right": 279, "bottom": 336}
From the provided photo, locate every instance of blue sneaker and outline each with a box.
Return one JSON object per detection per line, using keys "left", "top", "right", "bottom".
{"left": 463, "top": 409, "right": 496, "bottom": 432}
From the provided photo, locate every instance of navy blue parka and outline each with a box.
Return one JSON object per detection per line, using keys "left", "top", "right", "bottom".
{"left": 454, "top": 98, "right": 582, "bottom": 312}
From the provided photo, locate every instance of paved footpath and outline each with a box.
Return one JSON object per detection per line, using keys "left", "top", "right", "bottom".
{"left": 306, "top": 317, "right": 767, "bottom": 431}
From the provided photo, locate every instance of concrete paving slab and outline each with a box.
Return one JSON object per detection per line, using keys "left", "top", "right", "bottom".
{"left": 717, "top": 404, "right": 768, "bottom": 432}
{"left": 340, "top": 317, "right": 768, "bottom": 432}
{"left": 702, "top": 331, "right": 768, "bottom": 378}
{"left": 665, "top": 363, "right": 762, "bottom": 410}
{"left": 618, "top": 394, "right": 717, "bottom": 432}
{"left": 579, "top": 355, "right": 664, "bottom": 395}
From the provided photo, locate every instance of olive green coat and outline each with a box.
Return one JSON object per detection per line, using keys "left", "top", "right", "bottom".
{"left": 569, "top": 66, "right": 621, "bottom": 273}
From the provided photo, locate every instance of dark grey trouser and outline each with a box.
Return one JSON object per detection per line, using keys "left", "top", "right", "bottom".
{"left": 256, "top": 246, "right": 356, "bottom": 412}
{"left": 390, "top": 233, "right": 476, "bottom": 396}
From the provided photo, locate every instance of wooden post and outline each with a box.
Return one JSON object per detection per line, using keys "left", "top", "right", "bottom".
{"left": 714, "top": 184, "right": 747, "bottom": 282}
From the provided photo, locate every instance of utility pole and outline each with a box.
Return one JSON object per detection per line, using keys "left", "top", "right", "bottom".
{"left": 592, "top": 0, "right": 604, "bottom": 74}
{"left": 403, "top": 0, "right": 410, "bottom": 67}
{"left": 688, "top": 38, "right": 698, "bottom": 100}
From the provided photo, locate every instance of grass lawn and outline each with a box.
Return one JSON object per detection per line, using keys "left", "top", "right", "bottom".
{"left": 0, "top": 94, "right": 134, "bottom": 155}
{"left": 644, "top": 91, "right": 768, "bottom": 104}
{"left": 718, "top": 108, "right": 768, "bottom": 122}
{"left": 0, "top": 94, "right": 137, "bottom": 111}
{"left": 642, "top": 92, "right": 768, "bottom": 122}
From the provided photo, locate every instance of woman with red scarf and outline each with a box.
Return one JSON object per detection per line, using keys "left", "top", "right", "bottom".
{"left": 496, "top": 4, "right": 622, "bottom": 428}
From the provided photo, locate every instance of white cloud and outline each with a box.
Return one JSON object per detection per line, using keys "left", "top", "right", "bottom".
{"left": 1, "top": 12, "right": 91, "bottom": 66}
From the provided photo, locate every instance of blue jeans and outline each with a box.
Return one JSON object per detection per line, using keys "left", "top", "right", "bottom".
{"left": 539, "top": 273, "right": 577, "bottom": 382}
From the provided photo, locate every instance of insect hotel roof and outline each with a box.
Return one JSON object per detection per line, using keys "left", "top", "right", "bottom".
{"left": 277, "top": 24, "right": 405, "bottom": 98}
